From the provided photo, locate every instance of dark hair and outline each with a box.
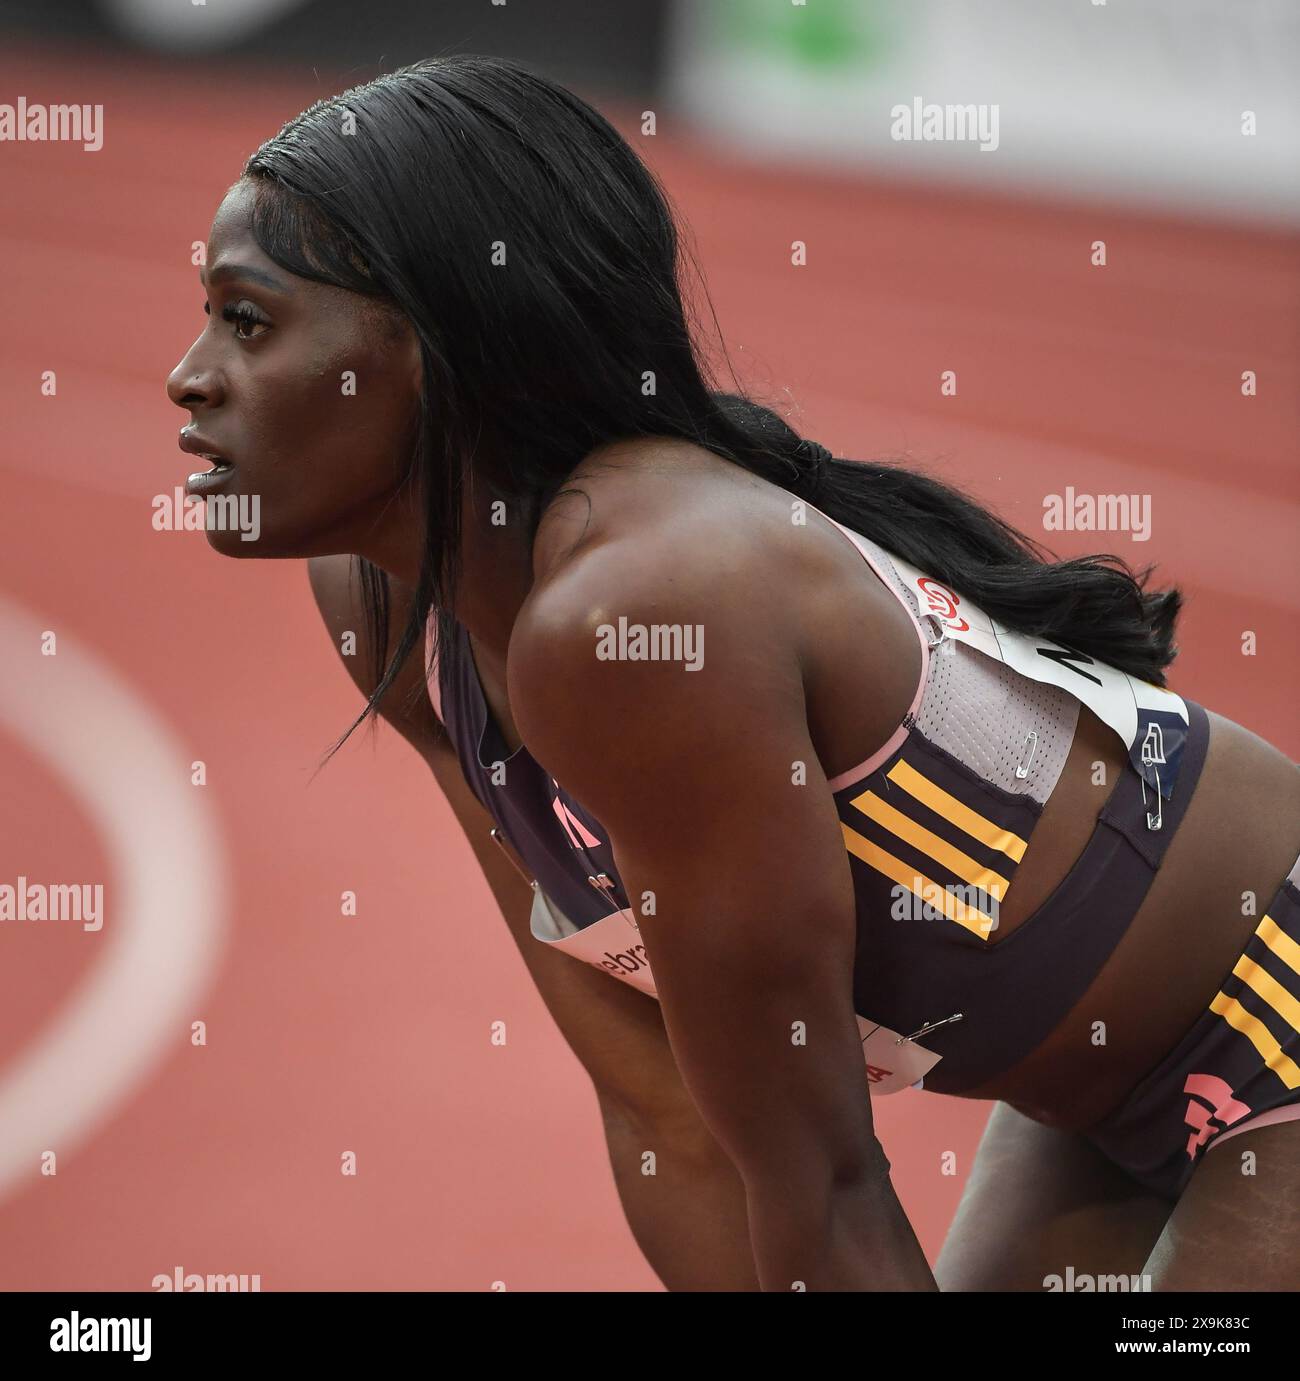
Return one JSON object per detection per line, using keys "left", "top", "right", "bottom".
{"left": 241, "top": 55, "right": 1181, "bottom": 761}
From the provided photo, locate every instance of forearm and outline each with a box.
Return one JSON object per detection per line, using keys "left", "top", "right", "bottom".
{"left": 746, "top": 1152, "right": 939, "bottom": 1292}
{"left": 600, "top": 1104, "right": 761, "bottom": 1291}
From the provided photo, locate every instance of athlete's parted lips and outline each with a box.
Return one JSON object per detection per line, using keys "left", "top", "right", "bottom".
{"left": 178, "top": 426, "right": 238, "bottom": 497}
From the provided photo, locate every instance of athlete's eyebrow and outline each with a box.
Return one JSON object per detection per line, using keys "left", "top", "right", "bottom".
{"left": 202, "top": 261, "right": 292, "bottom": 293}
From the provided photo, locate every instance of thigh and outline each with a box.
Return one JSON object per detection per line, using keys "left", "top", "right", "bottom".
{"left": 1142, "top": 1122, "right": 1300, "bottom": 1290}
{"left": 936, "top": 1101, "right": 1174, "bottom": 1292}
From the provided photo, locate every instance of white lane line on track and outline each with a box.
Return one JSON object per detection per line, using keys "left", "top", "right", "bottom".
{"left": 0, "top": 593, "right": 228, "bottom": 1202}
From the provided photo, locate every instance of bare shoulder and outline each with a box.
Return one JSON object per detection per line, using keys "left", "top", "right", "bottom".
{"left": 512, "top": 438, "right": 928, "bottom": 800}
{"left": 521, "top": 440, "right": 798, "bottom": 660}
{"left": 528, "top": 436, "right": 814, "bottom": 618}
{"left": 507, "top": 444, "right": 816, "bottom": 812}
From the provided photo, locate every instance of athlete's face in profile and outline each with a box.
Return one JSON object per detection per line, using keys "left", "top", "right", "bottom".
{"left": 166, "top": 178, "right": 421, "bottom": 559}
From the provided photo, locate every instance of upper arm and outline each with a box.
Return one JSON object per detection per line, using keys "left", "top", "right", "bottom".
{"left": 508, "top": 529, "right": 879, "bottom": 1189}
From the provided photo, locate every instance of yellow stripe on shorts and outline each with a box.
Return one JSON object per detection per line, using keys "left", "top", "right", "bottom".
{"left": 1208, "top": 990, "right": 1300, "bottom": 1090}
{"left": 1257, "top": 913, "right": 1300, "bottom": 980}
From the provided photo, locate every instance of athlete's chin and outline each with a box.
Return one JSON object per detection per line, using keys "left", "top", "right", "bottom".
{"left": 198, "top": 492, "right": 380, "bottom": 560}
{"left": 202, "top": 525, "right": 300, "bottom": 559}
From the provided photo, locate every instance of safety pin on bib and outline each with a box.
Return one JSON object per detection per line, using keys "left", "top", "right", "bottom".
{"left": 489, "top": 827, "right": 539, "bottom": 891}
{"left": 492, "top": 815, "right": 631, "bottom": 928}
{"left": 1139, "top": 723, "right": 1166, "bottom": 831}
{"left": 582, "top": 870, "right": 638, "bottom": 928}
{"left": 897, "top": 1012, "right": 964, "bottom": 1045}
{"left": 920, "top": 613, "right": 948, "bottom": 652}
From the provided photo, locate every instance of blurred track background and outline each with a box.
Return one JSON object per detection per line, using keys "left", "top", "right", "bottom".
{"left": 1, "top": 0, "right": 1297, "bottom": 1290}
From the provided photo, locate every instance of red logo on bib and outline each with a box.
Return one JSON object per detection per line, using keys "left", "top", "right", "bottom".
{"left": 916, "top": 577, "right": 970, "bottom": 633}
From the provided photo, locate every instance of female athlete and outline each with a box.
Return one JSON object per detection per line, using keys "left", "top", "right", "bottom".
{"left": 165, "top": 56, "right": 1300, "bottom": 1291}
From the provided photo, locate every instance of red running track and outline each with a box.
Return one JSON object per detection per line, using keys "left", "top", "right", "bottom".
{"left": 1, "top": 40, "right": 1297, "bottom": 1290}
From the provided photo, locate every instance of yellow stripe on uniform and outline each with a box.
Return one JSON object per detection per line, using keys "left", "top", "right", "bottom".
{"left": 1232, "top": 954, "right": 1300, "bottom": 1036}
{"left": 849, "top": 790, "right": 1012, "bottom": 902}
{"left": 1208, "top": 991, "right": 1300, "bottom": 1090}
{"left": 841, "top": 822, "right": 997, "bottom": 940}
{"left": 883, "top": 758, "right": 1028, "bottom": 863}
{"left": 1257, "top": 914, "right": 1300, "bottom": 980}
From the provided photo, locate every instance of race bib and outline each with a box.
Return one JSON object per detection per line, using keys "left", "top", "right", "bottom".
{"left": 530, "top": 890, "right": 939, "bottom": 1094}
{"left": 529, "top": 890, "right": 657, "bottom": 996}
{"left": 855, "top": 1019, "right": 943, "bottom": 1094}
{"left": 889, "top": 553, "right": 1190, "bottom": 798}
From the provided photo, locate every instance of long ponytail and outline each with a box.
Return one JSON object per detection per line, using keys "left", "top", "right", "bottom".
{"left": 693, "top": 392, "right": 1182, "bottom": 686}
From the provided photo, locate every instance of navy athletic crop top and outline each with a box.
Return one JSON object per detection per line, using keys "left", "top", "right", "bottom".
{"left": 424, "top": 501, "right": 1203, "bottom": 1096}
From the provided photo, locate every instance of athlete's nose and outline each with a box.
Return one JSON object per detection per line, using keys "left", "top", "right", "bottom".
{"left": 166, "top": 340, "right": 225, "bottom": 410}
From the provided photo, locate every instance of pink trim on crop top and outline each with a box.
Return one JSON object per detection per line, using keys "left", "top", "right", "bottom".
{"left": 798, "top": 501, "right": 931, "bottom": 793}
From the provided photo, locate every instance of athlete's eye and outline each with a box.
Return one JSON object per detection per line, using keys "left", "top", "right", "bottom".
{"left": 220, "top": 301, "right": 271, "bottom": 341}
